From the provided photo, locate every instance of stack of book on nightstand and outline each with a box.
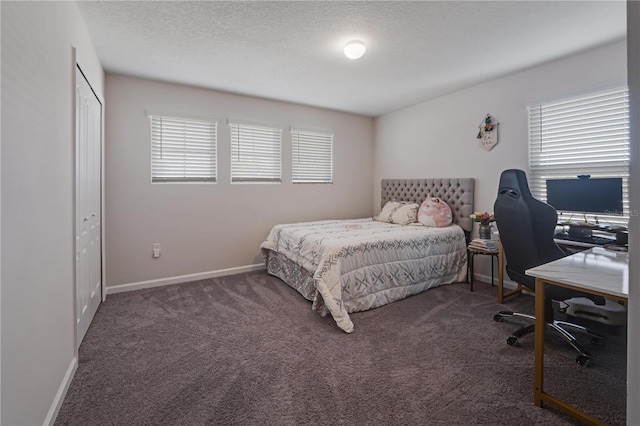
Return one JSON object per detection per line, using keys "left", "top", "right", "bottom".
{"left": 469, "top": 238, "right": 498, "bottom": 251}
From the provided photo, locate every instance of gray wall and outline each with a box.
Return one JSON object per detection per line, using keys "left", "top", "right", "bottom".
{"left": 1, "top": 2, "right": 104, "bottom": 424}
{"left": 104, "top": 75, "right": 374, "bottom": 289}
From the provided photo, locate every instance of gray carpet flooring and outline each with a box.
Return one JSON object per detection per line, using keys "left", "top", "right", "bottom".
{"left": 55, "top": 271, "right": 627, "bottom": 425}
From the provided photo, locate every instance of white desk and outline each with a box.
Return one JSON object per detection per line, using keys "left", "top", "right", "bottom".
{"left": 526, "top": 247, "right": 629, "bottom": 425}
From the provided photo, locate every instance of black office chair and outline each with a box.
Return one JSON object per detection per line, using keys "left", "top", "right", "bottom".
{"left": 492, "top": 169, "right": 605, "bottom": 367}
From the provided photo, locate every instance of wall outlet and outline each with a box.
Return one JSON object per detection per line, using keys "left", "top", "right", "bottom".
{"left": 152, "top": 243, "right": 161, "bottom": 258}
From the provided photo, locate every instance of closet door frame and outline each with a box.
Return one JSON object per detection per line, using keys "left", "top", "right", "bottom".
{"left": 74, "top": 61, "right": 104, "bottom": 349}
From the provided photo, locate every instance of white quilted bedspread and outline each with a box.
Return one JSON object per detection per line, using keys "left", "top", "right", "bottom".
{"left": 260, "top": 218, "right": 468, "bottom": 333}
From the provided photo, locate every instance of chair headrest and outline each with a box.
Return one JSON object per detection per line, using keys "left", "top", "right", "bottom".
{"left": 497, "top": 169, "right": 533, "bottom": 200}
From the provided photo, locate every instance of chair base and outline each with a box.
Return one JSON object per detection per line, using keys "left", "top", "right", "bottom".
{"left": 494, "top": 310, "right": 605, "bottom": 367}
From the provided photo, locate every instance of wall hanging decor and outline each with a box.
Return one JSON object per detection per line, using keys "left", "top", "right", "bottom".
{"left": 476, "top": 113, "right": 499, "bottom": 151}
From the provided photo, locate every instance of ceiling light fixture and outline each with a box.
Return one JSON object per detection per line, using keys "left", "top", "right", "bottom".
{"left": 344, "top": 41, "right": 366, "bottom": 59}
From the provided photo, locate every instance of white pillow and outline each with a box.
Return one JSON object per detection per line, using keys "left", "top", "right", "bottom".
{"left": 374, "top": 201, "right": 419, "bottom": 225}
{"left": 417, "top": 196, "right": 453, "bottom": 227}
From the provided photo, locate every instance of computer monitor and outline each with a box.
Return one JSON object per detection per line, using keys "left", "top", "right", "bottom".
{"left": 546, "top": 177, "right": 623, "bottom": 216}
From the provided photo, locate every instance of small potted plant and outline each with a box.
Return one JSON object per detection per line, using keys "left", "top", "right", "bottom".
{"left": 470, "top": 211, "right": 495, "bottom": 239}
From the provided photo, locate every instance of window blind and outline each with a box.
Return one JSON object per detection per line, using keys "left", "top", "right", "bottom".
{"left": 150, "top": 115, "right": 217, "bottom": 183}
{"left": 230, "top": 122, "right": 281, "bottom": 183}
{"left": 528, "top": 87, "right": 630, "bottom": 225}
{"left": 292, "top": 129, "right": 333, "bottom": 183}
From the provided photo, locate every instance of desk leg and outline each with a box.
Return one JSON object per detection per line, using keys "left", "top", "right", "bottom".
{"left": 534, "top": 277, "right": 545, "bottom": 407}
{"left": 491, "top": 254, "right": 495, "bottom": 286}
{"left": 498, "top": 242, "right": 504, "bottom": 303}
{"left": 497, "top": 241, "right": 523, "bottom": 303}
{"left": 469, "top": 253, "right": 474, "bottom": 292}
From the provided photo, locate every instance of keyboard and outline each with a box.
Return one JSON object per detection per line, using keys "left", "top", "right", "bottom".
{"left": 554, "top": 233, "right": 614, "bottom": 246}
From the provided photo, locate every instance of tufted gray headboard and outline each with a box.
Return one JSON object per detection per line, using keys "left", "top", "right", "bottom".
{"left": 381, "top": 178, "right": 475, "bottom": 234}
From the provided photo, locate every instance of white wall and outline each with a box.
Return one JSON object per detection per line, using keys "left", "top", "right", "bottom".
{"left": 374, "top": 40, "right": 627, "bottom": 212}
{"left": 104, "top": 75, "right": 374, "bottom": 289}
{"left": 626, "top": 1, "right": 639, "bottom": 423}
{"left": 1, "top": 2, "right": 104, "bottom": 425}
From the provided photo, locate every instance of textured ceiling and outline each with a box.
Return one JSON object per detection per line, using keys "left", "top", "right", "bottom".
{"left": 77, "top": 1, "right": 626, "bottom": 117}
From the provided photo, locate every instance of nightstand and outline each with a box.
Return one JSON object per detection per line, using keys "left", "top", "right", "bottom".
{"left": 467, "top": 245, "right": 499, "bottom": 291}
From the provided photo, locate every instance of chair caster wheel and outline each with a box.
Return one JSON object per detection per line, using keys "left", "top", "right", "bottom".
{"left": 494, "top": 314, "right": 504, "bottom": 322}
{"left": 576, "top": 355, "right": 590, "bottom": 367}
{"left": 507, "top": 336, "right": 518, "bottom": 347}
{"left": 591, "top": 338, "right": 604, "bottom": 347}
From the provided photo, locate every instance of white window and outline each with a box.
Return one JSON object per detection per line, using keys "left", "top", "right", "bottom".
{"left": 150, "top": 115, "right": 217, "bottom": 183}
{"left": 291, "top": 129, "right": 333, "bottom": 183}
{"left": 528, "top": 87, "right": 630, "bottom": 225}
{"left": 229, "top": 121, "right": 281, "bottom": 183}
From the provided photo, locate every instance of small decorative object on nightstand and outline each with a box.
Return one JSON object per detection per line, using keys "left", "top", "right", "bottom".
{"left": 467, "top": 238, "right": 499, "bottom": 291}
{"left": 470, "top": 211, "right": 495, "bottom": 240}
{"left": 479, "top": 223, "right": 492, "bottom": 239}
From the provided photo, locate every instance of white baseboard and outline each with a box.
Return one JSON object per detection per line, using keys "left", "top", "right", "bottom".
{"left": 44, "top": 356, "right": 78, "bottom": 426}
{"left": 105, "top": 263, "right": 266, "bottom": 295}
{"left": 106, "top": 266, "right": 516, "bottom": 296}
{"left": 472, "top": 272, "right": 519, "bottom": 291}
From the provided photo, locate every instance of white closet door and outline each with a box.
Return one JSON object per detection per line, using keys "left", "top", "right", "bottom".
{"left": 75, "top": 66, "right": 102, "bottom": 348}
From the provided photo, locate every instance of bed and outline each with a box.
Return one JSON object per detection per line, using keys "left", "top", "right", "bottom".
{"left": 260, "top": 178, "right": 475, "bottom": 333}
